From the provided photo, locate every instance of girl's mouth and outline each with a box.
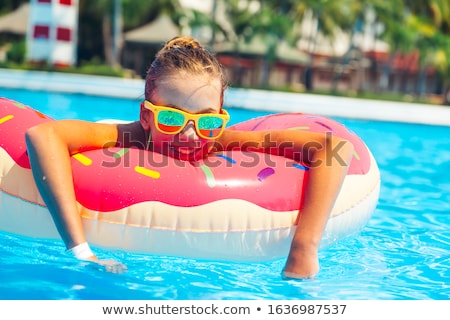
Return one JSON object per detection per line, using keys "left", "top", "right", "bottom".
{"left": 171, "top": 145, "right": 196, "bottom": 154}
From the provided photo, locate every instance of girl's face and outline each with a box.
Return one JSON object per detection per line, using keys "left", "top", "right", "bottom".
{"left": 140, "top": 75, "right": 223, "bottom": 161}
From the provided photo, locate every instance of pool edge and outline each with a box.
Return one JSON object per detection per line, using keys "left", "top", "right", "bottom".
{"left": 1, "top": 68, "right": 449, "bottom": 127}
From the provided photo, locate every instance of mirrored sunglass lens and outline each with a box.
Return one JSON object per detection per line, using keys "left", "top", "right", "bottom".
{"left": 157, "top": 110, "right": 185, "bottom": 132}
{"left": 198, "top": 116, "right": 224, "bottom": 138}
{"left": 198, "top": 116, "right": 224, "bottom": 129}
{"left": 198, "top": 127, "right": 222, "bottom": 138}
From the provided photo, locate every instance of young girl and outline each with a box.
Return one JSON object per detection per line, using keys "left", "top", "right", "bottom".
{"left": 25, "top": 36, "right": 353, "bottom": 279}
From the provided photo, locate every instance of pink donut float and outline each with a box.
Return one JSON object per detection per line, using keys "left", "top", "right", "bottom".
{"left": 0, "top": 97, "right": 380, "bottom": 261}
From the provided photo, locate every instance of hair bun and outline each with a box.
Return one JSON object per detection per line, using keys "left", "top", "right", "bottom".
{"left": 164, "top": 36, "right": 201, "bottom": 51}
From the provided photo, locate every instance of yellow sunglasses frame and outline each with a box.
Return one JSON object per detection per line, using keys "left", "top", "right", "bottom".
{"left": 143, "top": 100, "right": 230, "bottom": 139}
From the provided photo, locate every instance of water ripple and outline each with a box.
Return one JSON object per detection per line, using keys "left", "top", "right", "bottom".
{"left": 1, "top": 94, "right": 450, "bottom": 300}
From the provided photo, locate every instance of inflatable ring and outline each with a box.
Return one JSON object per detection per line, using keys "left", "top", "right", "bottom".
{"left": 0, "top": 98, "right": 380, "bottom": 261}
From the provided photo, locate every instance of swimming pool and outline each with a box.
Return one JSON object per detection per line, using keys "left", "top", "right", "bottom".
{"left": 0, "top": 87, "right": 449, "bottom": 300}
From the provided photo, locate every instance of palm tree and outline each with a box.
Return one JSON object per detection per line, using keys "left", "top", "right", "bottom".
{"left": 404, "top": 0, "right": 450, "bottom": 101}
{"left": 182, "top": 5, "right": 228, "bottom": 49}
{"left": 210, "top": 0, "right": 305, "bottom": 87}
{"left": 78, "top": 0, "right": 183, "bottom": 68}
{"left": 291, "top": 0, "right": 357, "bottom": 91}
{"left": 220, "top": 0, "right": 260, "bottom": 85}
{"left": 251, "top": 1, "right": 300, "bottom": 86}
{"left": 80, "top": 0, "right": 119, "bottom": 67}
{"left": 373, "top": 0, "right": 416, "bottom": 92}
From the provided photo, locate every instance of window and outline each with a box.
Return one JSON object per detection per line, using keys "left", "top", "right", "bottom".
{"left": 56, "top": 27, "right": 71, "bottom": 41}
{"left": 33, "top": 25, "right": 50, "bottom": 39}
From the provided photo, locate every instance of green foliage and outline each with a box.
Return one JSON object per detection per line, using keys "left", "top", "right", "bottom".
{"left": 0, "top": 0, "right": 28, "bottom": 15}
{"left": 6, "top": 39, "right": 25, "bottom": 63}
{"left": 1, "top": 0, "right": 449, "bottom": 102}
{"left": 0, "top": 60, "right": 124, "bottom": 78}
{"left": 77, "top": 58, "right": 124, "bottom": 77}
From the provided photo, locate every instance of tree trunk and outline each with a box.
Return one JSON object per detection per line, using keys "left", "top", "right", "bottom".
{"left": 112, "top": 0, "right": 123, "bottom": 68}
{"left": 416, "top": 66, "right": 428, "bottom": 98}
{"left": 304, "top": 10, "right": 319, "bottom": 91}
{"left": 260, "top": 41, "right": 276, "bottom": 87}
{"left": 444, "top": 85, "right": 450, "bottom": 105}
{"left": 103, "top": 15, "right": 113, "bottom": 66}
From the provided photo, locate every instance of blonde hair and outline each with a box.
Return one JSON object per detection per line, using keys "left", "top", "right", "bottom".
{"left": 145, "top": 36, "right": 227, "bottom": 105}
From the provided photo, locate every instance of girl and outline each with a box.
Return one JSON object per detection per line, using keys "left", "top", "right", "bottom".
{"left": 25, "top": 36, "right": 353, "bottom": 279}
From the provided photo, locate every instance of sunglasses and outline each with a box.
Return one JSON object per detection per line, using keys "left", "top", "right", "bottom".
{"left": 144, "top": 100, "right": 230, "bottom": 139}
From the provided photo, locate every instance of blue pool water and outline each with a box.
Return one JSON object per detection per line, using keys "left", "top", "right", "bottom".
{"left": 0, "top": 87, "right": 449, "bottom": 300}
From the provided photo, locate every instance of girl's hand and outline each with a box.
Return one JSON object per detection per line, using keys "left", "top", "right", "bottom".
{"left": 84, "top": 256, "right": 128, "bottom": 274}
{"left": 282, "top": 242, "right": 319, "bottom": 280}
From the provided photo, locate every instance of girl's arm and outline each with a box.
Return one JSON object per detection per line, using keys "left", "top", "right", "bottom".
{"left": 219, "top": 129, "right": 353, "bottom": 279}
{"left": 25, "top": 120, "right": 126, "bottom": 272}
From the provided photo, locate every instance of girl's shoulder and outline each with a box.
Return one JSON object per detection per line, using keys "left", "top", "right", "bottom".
{"left": 116, "top": 121, "right": 148, "bottom": 149}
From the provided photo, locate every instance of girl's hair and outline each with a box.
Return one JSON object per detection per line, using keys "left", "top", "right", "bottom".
{"left": 145, "top": 36, "right": 227, "bottom": 105}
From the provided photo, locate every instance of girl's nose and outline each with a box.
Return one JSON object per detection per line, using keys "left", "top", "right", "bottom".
{"left": 179, "top": 120, "right": 198, "bottom": 140}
